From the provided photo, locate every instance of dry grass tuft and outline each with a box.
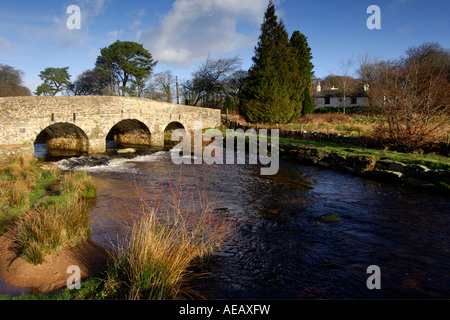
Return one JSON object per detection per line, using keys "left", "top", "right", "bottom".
{"left": 13, "top": 199, "right": 92, "bottom": 265}
{"left": 101, "top": 170, "right": 236, "bottom": 300}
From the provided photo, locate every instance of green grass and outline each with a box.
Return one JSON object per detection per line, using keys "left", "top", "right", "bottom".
{"left": 220, "top": 125, "right": 449, "bottom": 170}
{"left": 279, "top": 137, "right": 450, "bottom": 170}
{"left": 14, "top": 199, "right": 92, "bottom": 265}
{"left": 0, "top": 154, "right": 97, "bottom": 265}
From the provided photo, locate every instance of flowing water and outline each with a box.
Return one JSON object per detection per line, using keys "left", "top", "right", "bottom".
{"left": 1, "top": 147, "right": 449, "bottom": 299}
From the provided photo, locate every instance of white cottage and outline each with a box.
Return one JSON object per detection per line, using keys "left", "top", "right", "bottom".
{"left": 314, "top": 83, "right": 369, "bottom": 109}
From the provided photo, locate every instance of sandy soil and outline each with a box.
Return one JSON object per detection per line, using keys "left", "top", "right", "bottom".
{"left": 0, "top": 232, "right": 109, "bottom": 294}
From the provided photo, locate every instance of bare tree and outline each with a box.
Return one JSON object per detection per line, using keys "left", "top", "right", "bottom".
{"left": 225, "top": 69, "right": 249, "bottom": 112}
{"left": 150, "top": 71, "right": 176, "bottom": 103}
{"left": 188, "top": 55, "right": 242, "bottom": 109}
{"left": 333, "top": 58, "right": 360, "bottom": 113}
{"left": 363, "top": 43, "right": 450, "bottom": 150}
{"left": 67, "top": 69, "right": 109, "bottom": 96}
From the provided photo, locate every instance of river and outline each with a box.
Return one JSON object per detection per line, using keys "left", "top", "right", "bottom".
{"left": 1, "top": 147, "right": 449, "bottom": 299}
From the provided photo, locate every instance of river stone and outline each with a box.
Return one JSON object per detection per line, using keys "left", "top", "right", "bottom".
{"left": 363, "top": 170, "right": 404, "bottom": 182}
{"left": 117, "top": 148, "right": 137, "bottom": 154}
{"left": 403, "top": 177, "right": 436, "bottom": 188}
{"left": 405, "top": 164, "right": 430, "bottom": 178}
{"left": 314, "top": 214, "right": 342, "bottom": 223}
{"left": 375, "top": 160, "right": 407, "bottom": 173}
{"left": 345, "top": 156, "right": 376, "bottom": 173}
{"left": 295, "top": 148, "right": 328, "bottom": 164}
{"left": 317, "top": 161, "right": 330, "bottom": 168}
{"left": 322, "top": 152, "right": 346, "bottom": 168}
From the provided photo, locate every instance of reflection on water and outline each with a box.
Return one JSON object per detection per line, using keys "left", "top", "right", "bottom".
{"left": 1, "top": 149, "right": 449, "bottom": 299}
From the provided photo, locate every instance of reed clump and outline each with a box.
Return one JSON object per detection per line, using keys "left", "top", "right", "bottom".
{"left": 101, "top": 173, "right": 236, "bottom": 300}
{"left": 13, "top": 200, "right": 92, "bottom": 265}
{"left": 0, "top": 154, "right": 97, "bottom": 265}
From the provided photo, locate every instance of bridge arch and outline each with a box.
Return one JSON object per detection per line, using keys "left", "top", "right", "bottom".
{"left": 34, "top": 122, "right": 89, "bottom": 157}
{"left": 163, "top": 122, "right": 186, "bottom": 144}
{"left": 106, "top": 119, "right": 152, "bottom": 149}
{"left": 0, "top": 96, "right": 221, "bottom": 156}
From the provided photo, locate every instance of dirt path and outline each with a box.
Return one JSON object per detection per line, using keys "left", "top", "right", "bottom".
{"left": 0, "top": 232, "right": 109, "bottom": 294}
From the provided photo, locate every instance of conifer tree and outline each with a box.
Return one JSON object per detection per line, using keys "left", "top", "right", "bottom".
{"left": 290, "top": 31, "right": 315, "bottom": 115}
{"left": 242, "top": 1, "right": 302, "bottom": 124}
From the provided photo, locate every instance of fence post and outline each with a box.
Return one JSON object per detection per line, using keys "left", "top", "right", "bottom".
{"left": 447, "top": 134, "right": 449, "bottom": 156}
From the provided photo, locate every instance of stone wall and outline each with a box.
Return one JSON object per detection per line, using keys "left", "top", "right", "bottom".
{"left": 0, "top": 96, "right": 221, "bottom": 155}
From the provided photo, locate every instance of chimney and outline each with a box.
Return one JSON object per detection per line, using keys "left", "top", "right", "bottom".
{"left": 317, "top": 82, "right": 322, "bottom": 92}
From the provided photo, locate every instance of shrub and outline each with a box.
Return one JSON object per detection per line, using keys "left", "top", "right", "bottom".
{"left": 302, "top": 88, "right": 314, "bottom": 115}
{"left": 315, "top": 106, "right": 367, "bottom": 114}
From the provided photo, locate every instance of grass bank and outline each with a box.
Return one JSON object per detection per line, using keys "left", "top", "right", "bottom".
{"left": 278, "top": 137, "right": 450, "bottom": 171}
{"left": 0, "top": 154, "right": 96, "bottom": 265}
{"left": 1, "top": 166, "right": 235, "bottom": 300}
{"left": 225, "top": 113, "right": 450, "bottom": 143}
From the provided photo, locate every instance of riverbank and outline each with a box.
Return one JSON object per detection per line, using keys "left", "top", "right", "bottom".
{"left": 276, "top": 138, "right": 450, "bottom": 194}
{"left": 220, "top": 121, "right": 450, "bottom": 194}
{"left": 0, "top": 154, "right": 108, "bottom": 294}
{"left": 0, "top": 152, "right": 235, "bottom": 300}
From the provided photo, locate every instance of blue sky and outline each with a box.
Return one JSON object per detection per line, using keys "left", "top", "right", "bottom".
{"left": 0, "top": 0, "right": 449, "bottom": 93}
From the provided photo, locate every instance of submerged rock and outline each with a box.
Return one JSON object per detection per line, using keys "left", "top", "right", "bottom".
{"left": 363, "top": 170, "right": 404, "bottom": 182}
{"left": 314, "top": 214, "right": 342, "bottom": 223}
{"left": 403, "top": 177, "right": 436, "bottom": 188}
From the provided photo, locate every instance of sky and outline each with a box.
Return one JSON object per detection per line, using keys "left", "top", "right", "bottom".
{"left": 0, "top": 0, "right": 449, "bottom": 94}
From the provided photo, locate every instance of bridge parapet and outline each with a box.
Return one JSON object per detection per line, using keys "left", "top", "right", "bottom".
{"left": 0, "top": 96, "right": 221, "bottom": 155}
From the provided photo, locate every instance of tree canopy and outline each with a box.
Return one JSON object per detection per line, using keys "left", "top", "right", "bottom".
{"left": 241, "top": 1, "right": 304, "bottom": 124}
{"left": 95, "top": 40, "right": 157, "bottom": 96}
{"left": 67, "top": 69, "right": 109, "bottom": 96}
{"left": 290, "top": 31, "right": 315, "bottom": 115}
{"left": 35, "top": 67, "right": 71, "bottom": 96}
{"left": 0, "top": 63, "right": 31, "bottom": 97}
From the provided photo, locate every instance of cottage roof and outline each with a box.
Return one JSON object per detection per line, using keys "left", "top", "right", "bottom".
{"left": 313, "top": 89, "right": 368, "bottom": 98}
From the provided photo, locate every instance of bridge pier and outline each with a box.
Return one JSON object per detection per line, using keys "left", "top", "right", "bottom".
{"left": 89, "top": 138, "right": 106, "bottom": 154}
{"left": 0, "top": 96, "right": 221, "bottom": 157}
{"left": 151, "top": 132, "right": 165, "bottom": 147}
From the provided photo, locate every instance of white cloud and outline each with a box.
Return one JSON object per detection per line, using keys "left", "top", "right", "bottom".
{"left": 137, "top": 0, "right": 269, "bottom": 67}
{"left": 0, "top": 36, "right": 17, "bottom": 53}
{"left": 76, "top": 0, "right": 108, "bottom": 17}
{"left": 129, "top": 9, "right": 146, "bottom": 30}
{"left": 108, "top": 29, "right": 124, "bottom": 41}
{"left": 31, "top": 1, "right": 109, "bottom": 51}
{"left": 50, "top": 17, "right": 83, "bottom": 49}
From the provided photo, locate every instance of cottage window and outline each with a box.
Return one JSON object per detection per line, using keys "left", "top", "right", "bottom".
{"left": 351, "top": 96, "right": 357, "bottom": 105}
{"left": 324, "top": 97, "right": 331, "bottom": 105}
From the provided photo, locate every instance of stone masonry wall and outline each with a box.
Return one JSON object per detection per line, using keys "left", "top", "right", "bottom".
{"left": 0, "top": 96, "right": 221, "bottom": 155}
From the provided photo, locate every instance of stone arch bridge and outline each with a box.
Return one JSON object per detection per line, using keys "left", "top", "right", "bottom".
{"left": 0, "top": 96, "right": 221, "bottom": 155}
